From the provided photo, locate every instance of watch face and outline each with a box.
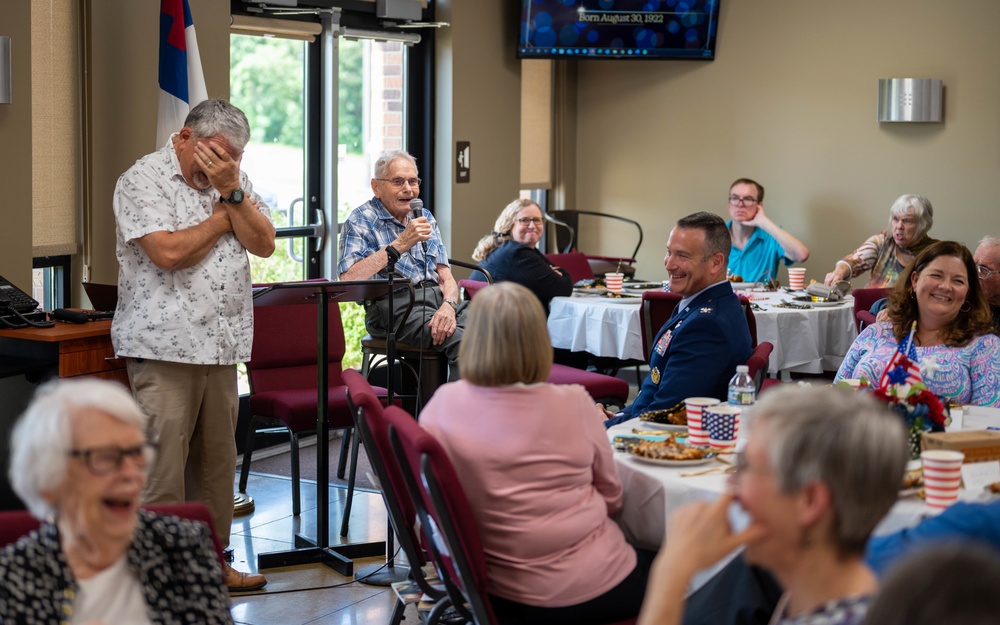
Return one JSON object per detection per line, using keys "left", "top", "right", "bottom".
{"left": 226, "top": 188, "right": 244, "bottom": 203}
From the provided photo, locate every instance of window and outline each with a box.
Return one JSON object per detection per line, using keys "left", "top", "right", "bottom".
{"left": 31, "top": 256, "right": 70, "bottom": 310}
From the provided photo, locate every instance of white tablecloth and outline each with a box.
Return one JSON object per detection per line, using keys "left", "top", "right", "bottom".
{"left": 607, "top": 411, "right": 1000, "bottom": 551}
{"left": 547, "top": 295, "right": 644, "bottom": 362}
{"left": 547, "top": 290, "right": 858, "bottom": 374}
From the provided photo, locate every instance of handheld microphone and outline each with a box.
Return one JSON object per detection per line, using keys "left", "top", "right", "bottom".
{"left": 410, "top": 198, "right": 427, "bottom": 252}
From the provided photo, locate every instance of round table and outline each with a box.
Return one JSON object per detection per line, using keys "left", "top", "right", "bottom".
{"left": 546, "top": 289, "right": 858, "bottom": 374}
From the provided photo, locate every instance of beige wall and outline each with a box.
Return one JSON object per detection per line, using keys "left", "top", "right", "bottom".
{"left": 573, "top": 0, "right": 1000, "bottom": 284}
{"left": 0, "top": 0, "right": 33, "bottom": 289}
{"left": 86, "top": 0, "right": 231, "bottom": 288}
{"left": 0, "top": 1, "right": 230, "bottom": 300}
{"left": 435, "top": 0, "right": 523, "bottom": 268}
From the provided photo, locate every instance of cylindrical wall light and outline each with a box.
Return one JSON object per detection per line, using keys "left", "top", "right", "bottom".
{"left": 878, "top": 78, "right": 942, "bottom": 123}
{"left": 0, "top": 36, "right": 10, "bottom": 104}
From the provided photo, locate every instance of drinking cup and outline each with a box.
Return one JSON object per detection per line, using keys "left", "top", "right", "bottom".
{"left": 605, "top": 272, "right": 624, "bottom": 294}
{"left": 703, "top": 404, "right": 741, "bottom": 449}
{"left": 921, "top": 450, "right": 965, "bottom": 509}
{"left": 684, "top": 397, "right": 721, "bottom": 446}
{"left": 788, "top": 267, "right": 806, "bottom": 290}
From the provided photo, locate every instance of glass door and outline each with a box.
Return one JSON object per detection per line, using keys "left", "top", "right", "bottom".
{"left": 336, "top": 38, "right": 408, "bottom": 223}
{"left": 230, "top": 34, "right": 310, "bottom": 285}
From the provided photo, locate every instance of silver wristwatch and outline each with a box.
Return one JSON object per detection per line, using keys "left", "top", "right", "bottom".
{"left": 443, "top": 298, "right": 460, "bottom": 312}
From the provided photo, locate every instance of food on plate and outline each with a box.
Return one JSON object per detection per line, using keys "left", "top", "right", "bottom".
{"left": 631, "top": 439, "right": 709, "bottom": 461}
{"left": 988, "top": 481, "right": 1000, "bottom": 495}
{"left": 638, "top": 404, "right": 687, "bottom": 425}
{"left": 901, "top": 469, "right": 924, "bottom": 491}
{"left": 728, "top": 274, "right": 744, "bottom": 283}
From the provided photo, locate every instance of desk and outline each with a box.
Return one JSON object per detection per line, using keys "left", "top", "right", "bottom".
{"left": 0, "top": 320, "right": 127, "bottom": 384}
{"left": 547, "top": 291, "right": 857, "bottom": 374}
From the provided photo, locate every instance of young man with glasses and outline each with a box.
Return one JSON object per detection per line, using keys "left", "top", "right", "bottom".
{"left": 339, "top": 150, "right": 467, "bottom": 375}
{"left": 973, "top": 236, "right": 1000, "bottom": 331}
{"left": 726, "top": 178, "right": 810, "bottom": 284}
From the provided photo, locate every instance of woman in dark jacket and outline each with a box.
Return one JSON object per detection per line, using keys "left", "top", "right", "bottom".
{"left": 471, "top": 198, "right": 573, "bottom": 312}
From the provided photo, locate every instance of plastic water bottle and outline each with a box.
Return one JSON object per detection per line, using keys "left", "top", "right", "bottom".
{"left": 728, "top": 365, "right": 756, "bottom": 436}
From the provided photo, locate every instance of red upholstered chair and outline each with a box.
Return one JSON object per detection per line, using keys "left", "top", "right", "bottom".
{"left": 457, "top": 266, "right": 628, "bottom": 407}
{"left": 744, "top": 341, "right": 782, "bottom": 395}
{"left": 737, "top": 294, "right": 759, "bottom": 348}
{"left": 240, "top": 281, "right": 380, "bottom": 531}
{"left": 387, "top": 406, "right": 638, "bottom": 625}
{"left": 544, "top": 252, "right": 595, "bottom": 283}
{"left": 458, "top": 279, "right": 489, "bottom": 301}
{"left": 640, "top": 291, "right": 682, "bottom": 356}
{"left": 343, "top": 369, "right": 447, "bottom": 624}
{"left": 853, "top": 287, "right": 891, "bottom": 333}
{"left": 0, "top": 502, "right": 225, "bottom": 567}
{"left": 546, "top": 363, "right": 630, "bottom": 408}
{"left": 544, "top": 209, "right": 643, "bottom": 280}
{"left": 385, "top": 405, "right": 501, "bottom": 625}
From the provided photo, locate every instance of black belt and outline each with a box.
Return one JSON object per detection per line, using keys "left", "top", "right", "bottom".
{"left": 366, "top": 280, "right": 439, "bottom": 306}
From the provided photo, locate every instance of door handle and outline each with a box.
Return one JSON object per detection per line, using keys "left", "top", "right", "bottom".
{"left": 273, "top": 207, "right": 326, "bottom": 254}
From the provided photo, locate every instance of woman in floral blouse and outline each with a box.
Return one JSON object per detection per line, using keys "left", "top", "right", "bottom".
{"left": 836, "top": 241, "right": 1000, "bottom": 407}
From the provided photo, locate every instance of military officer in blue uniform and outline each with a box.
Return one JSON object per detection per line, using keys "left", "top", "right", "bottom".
{"left": 605, "top": 212, "right": 753, "bottom": 427}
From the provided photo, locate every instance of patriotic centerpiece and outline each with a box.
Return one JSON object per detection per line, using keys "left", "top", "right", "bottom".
{"left": 870, "top": 322, "right": 949, "bottom": 459}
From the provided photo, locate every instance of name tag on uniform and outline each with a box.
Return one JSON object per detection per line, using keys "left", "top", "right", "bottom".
{"left": 655, "top": 329, "right": 672, "bottom": 356}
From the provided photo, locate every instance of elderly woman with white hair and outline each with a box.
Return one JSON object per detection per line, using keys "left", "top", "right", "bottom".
{"left": 470, "top": 198, "right": 573, "bottom": 312}
{"left": 637, "top": 385, "right": 909, "bottom": 625}
{"left": 824, "top": 194, "right": 937, "bottom": 288}
{"left": 0, "top": 379, "right": 234, "bottom": 624}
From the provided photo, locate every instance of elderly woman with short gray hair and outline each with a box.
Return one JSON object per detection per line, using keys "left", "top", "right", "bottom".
{"left": 638, "top": 385, "right": 909, "bottom": 625}
{"left": 0, "top": 378, "right": 235, "bottom": 624}
{"left": 824, "top": 194, "right": 937, "bottom": 288}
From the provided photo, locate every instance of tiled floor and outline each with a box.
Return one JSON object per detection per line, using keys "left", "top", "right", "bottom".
{"left": 228, "top": 470, "right": 420, "bottom": 625}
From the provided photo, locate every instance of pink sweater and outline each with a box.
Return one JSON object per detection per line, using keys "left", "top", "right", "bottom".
{"left": 419, "top": 381, "right": 636, "bottom": 607}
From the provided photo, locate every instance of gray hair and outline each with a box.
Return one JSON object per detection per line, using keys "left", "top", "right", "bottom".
{"left": 184, "top": 99, "right": 251, "bottom": 153}
{"left": 9, "top": 379, "right": 148, "bottom": 520}
{"left": 888, "top": 194, "right": 934, "bottom": 241}
{"left": 751, "top": 385, "right": 909, "bottom": 556}
{"left": 373, "top": 150, "right": 418, "bottom": 179}
{"left": 676, "top": 211, "right": 732, "bottom": 262}
{"left": 978, "top": 235, "right": 1000, "bottom": 251}
{"left": 471, "top": 198, "right": 540, "bottom": 262}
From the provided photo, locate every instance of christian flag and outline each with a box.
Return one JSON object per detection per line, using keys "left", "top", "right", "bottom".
{"left": 877, "top": 321, "right": 923, "bottom": 389}
{"left": 157, "top": 0, "right": 208, "bottom": 147}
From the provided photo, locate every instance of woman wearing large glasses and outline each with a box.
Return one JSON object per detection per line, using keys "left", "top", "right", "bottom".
{"left": 824, "top": 194, "right": 937, "bottom": 288}
{"left": 0, "top": 379, "right": 235, "bottom": 624}
{"left": 470, "top": 198, "right": 573, "bottom": 312}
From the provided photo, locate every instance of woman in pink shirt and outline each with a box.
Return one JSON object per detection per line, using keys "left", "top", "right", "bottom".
{"left": 420, "top": 282, "right": 652, "bottom": 624}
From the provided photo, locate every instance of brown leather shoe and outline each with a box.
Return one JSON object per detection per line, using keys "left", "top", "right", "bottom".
{"left": 223, "top": 563, "right": 267, "bottom": 592}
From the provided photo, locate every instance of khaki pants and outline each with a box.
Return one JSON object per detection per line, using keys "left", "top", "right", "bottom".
{"left": 127, "top": 358, "right": 238, "bottom": 547}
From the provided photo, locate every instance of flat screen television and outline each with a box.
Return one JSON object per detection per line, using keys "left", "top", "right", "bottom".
{"left": 517, "top": 0, "right": 720, "bottom": 61}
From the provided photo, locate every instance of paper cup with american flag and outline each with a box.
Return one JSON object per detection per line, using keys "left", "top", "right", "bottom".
{"left": 684, "top": 397, "right": 721, "bottom": 446}
{"left": 704, "top": 404, "right": 741, "bottom": 449}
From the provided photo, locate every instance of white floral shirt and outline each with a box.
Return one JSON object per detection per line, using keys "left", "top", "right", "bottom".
{"left": 111, "top": 136, "right": 272, "bottom": 365}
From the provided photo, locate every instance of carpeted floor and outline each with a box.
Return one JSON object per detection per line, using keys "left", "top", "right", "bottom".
{"left": 246, "top": 435, "right": 379, "bottom": 491}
